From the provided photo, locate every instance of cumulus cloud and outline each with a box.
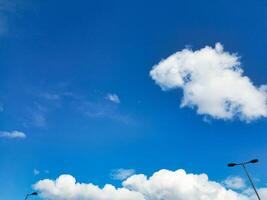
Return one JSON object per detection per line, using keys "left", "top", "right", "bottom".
{"left": 34, "top": 174, "right": 143, "bottom": 200}
{"left": 33, "top": 169, "right": 266, "bottom": 200}
{"left": 257, "top": 188, "right": 267, "bottom": 200}
{"left": 110, "top": 168, "right": 136, "bottom": 180}
{"left": 150, "top": 43, "right": 267, "bottom": 121}
{"left": 223, "top": 176, "right": 246, "bottom": 190}
{"left": 0, "top": 130, "right": 26, "bottom": 139}
{"left": 106, "top": 93, "right": 120, "bottom": 104}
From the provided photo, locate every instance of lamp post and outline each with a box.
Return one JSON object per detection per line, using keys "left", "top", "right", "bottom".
{"left": 25, "top": 192, "right": 38, "bottom": 200}
{"left": 228, "top": 159, "right": 261, "bottom": 200}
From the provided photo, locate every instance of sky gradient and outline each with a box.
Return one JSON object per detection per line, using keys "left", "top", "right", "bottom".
{"left": 1, "top": 0, "right": 267, "bottom": 199}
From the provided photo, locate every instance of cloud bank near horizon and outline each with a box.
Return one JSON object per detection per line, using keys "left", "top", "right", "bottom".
{"left": 150, "top": 43, "right": 267, "bottom": 121}
{"left": 34, "top": 169, "right": 266, "bottom": 200}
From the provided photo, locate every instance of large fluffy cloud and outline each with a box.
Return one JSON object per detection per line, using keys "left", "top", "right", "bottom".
{"left": 34, "top": 174, "right": 143, "bottom": 200}
{"left": 150, "top": 43, "right": 267, "bottom": 121}
{"left": 33, "top": 169, "right": 266, "bottom": 200}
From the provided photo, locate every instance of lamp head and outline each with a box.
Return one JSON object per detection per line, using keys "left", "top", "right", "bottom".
{"left": 227, "top": 163, "right": 237, "bottom": 167}
{"left": 249, "top": 159, "right": 259, "bottom": 164}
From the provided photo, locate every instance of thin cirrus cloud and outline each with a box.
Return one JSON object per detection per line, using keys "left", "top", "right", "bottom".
{"left": 22, "top": 103, "right": 48, "bottom": 128}
{"left": 30, "top": 111, "right": 47, "bottom": 127}
{"left": 0, "top": 130, "right": 26, "bottom": 139}
{"left": 33, "top": 169, "right": 50, "bottom": 176}
{"left": 82, "top": 99, "right": 132, "bottom": 124}
{"left": 110, "top": 168, "right": 136, "bottom": 180}
{"left": 150, "top": 43, "right": 267, "bottom": 121}
{"left": 33, "top": 169, "right": 266, "bottom": 200}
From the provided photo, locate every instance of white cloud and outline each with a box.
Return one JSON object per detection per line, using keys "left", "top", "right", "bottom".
{"left": 34, "top": 169, "right": 40, "bottom": 176}
{"left": 0, "top": 130, "right": 26, "bottom": 139}
{"left": 150, "top": 43, "right": 267, "bottom": 121}
{"left": 257, "top": 188, "right": 267, "bottom": 200}
{"left": 123, "top": 169, "right": 249, "bottom": 200}
{"left": 223, "top": 176, "right": 246, "bottom": 190}
{"left": 34, "top": 169, "right": 267, "bottom": 200}
{"left": 106, "top": 93, "right": 120, "bottom": 103}
{"left": 110, "top": 168, "right": 136, "bottom": 180}
{"left": 243, "top": 187, "right": 267, "bottom": 200}
{"left": 34, "top": 174, "right": 144, "bottom": 200}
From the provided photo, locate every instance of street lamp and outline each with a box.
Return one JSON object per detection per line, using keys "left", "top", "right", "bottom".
{"left": 227, "top": 159, "right": 261, "bottom": 200}
{"left": 25, "top": 192, "right": 38, "bottom": 200}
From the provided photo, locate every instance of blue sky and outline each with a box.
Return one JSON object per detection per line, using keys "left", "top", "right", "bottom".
{"left": 1, "top": 0, "right": 267, "bottom": 199}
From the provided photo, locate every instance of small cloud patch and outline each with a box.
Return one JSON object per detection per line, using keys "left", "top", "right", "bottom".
{"left": 106, "top": 93, "right": 120, "bottom": 104}
{"left": 110, "top": 168, "right": 136, "bottom": 180}
{"left": 34, "top": 169, "right": 40, "bottom": 176}
{"left": 0, "top": 130, "right": 26, "bottom": 139}
{"left": 223, "top": 176, "right": 246, "bottom": 190}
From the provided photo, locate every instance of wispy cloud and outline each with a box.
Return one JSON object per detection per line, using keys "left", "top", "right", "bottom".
{"left": 33, "top": 169, "right": 40, "bottom": 176}
{"left": 28, "top": 90, "right": 74, "bottom": 127}
{"left": 223, "top": 176, "right": 246, "bottom": 190}
{"left": 106, "top": 93, "right": 120, "bottom": 104}
{"left": 81, "top": 100, "right": 133, "bottom": 124}
{"left": 23, "top": 103, "right": 48, "bottom": 128}
{"left": 31, "top": 111, "right": 46, "bottom": 127}
{"left": 150, "top": 43, "right": 267, "bottom": 121}
{"left": 18, "top": 86, "right": 130, "bottom": 127}
{"left": 110, "top": 168, "right": 136, "bottom": 180}
{"left": 0, "top": 130, "right": 26, "bottom": 139}
{"left": 33, "top": 169, "right": 49, "bottom": 176}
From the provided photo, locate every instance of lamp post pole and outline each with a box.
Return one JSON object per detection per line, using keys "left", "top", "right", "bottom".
{"left": 228, "top": 159, "right": 261, "bottom": 200}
